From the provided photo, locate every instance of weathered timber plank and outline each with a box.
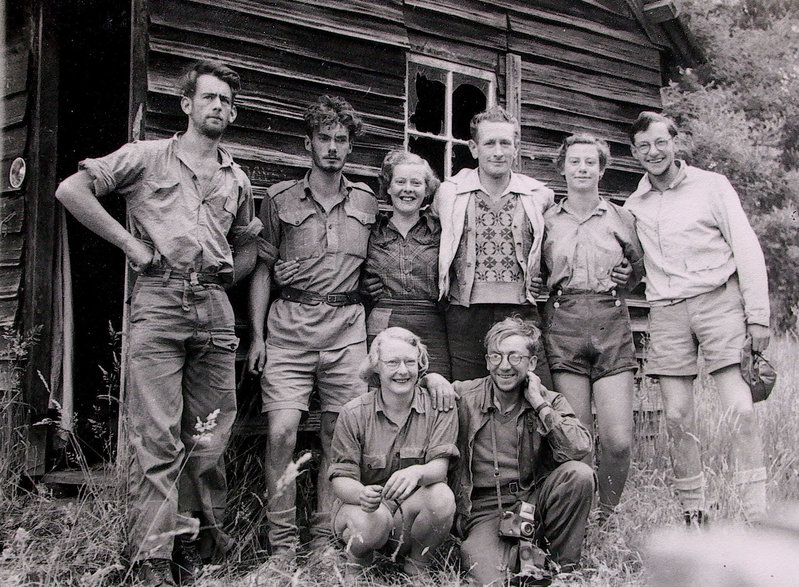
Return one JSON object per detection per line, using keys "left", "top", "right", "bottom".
{"left": 0, "top": 267, "right": 22, "bottom": 294}
{"left": 3, "top": 126, "right": 27, "bottom": 158}
{"left": 521, "top": 60, "right": 662, "bottom": 109}
{"left": 150, "top": 0, "right": 406, "bottom": 77}
{"left": 521, "top": 106, "right": 631, "bottom": 145}
{"left": 3, "top": 93, "right": 28, "bottom": 127}
{"left": 0, "top": 195, "right": 24, "bottom": 233}
{"left": 407, "top": 31, "right": 500, "bottom": 72}
{"left": 521, "top": 81, "right": 652, "bottom": 126}
{"left": 0, "top": 234, "right": 23, "bottom": 264}
{"left": 3, "top": 46, "right": 29, "bottom": 97}
{"left": 509, "top": 14, "right": 660, "bottom": 71}
{"left": 0, "top": 298, "right": 18, "bottom": 328}
{"left": 509, "top": 34, "right": 660, "bottom": 86}
{"left": 404, "top": 4, "right": 507, "bottom": 52}
{"left": 171, "top": 0, "right": 408, "bottom": 48}
{"left": 405, "top": 0, "right": 506, "bottom": 30}
{"left": 148, "top": 38, "right": 404, "bottom": 101}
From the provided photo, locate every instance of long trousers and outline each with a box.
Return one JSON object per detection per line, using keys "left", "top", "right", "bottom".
{"left": 460, "top": 461, "right": 594, "bottom": 585}
{"left": 126, "top": 276, "right": 238, "bottom": 561}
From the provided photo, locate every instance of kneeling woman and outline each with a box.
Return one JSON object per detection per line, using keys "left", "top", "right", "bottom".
{"left": 329, "top": 327, "right": 458, "bottom": 575}
{"left": 541, "top": 133, "right": 645, "bottom": 521}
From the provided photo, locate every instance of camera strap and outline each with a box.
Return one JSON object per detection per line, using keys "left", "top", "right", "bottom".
{"left": 490, "top": 411, "right": 505, "bottom": 518}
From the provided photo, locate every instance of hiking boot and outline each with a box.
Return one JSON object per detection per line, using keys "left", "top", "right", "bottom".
{"left": 172, "top": 536, "right": 203, "bottom": 585}
{"left": 684, "top": 509, "right": 708, "bottom": 529}
{"left": 135, "top": 558, "right": 177, "bottom": 587}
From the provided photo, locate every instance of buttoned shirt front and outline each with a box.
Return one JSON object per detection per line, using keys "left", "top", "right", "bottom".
{"left": 258, "top": 173, "right": 377, "bottom": 349}
{"left": 365, "top": 211, "right": 440, "bottom": 301}
{"left": 624, "top": 162, "right": 769, "bottom": 326}
{"left": 543, "top": 197, "right": 644, "bottom": 292}
{"left": 432, "top": 168, "right": 554, "bottom": 306}
{"left": 450, "top": 377, "right": 591, "bottom": 523}
{"left": 80, "top": 135, "right": 254, "bottom": 277}
{"left": 329, "top": 386, "right": 459, "bottom": 487}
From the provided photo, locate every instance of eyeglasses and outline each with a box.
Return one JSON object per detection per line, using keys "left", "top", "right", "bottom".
{"left": 485, "top": 352, "right": 530, "bottom": 367}
{"left": 380, "top": 358, "right": 419, "bottom": 370}
{"left": 633, "top": 138, "right": 672, "bottom": 155}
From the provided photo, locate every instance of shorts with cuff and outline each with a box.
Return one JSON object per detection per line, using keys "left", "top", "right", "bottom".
{"left": 260, "top": 341, "right": 368, "bottom": 413}
{"left": 542, "top": 291, "right": 637, "bottom": 382}
{"left": 645, "top": 276, "right": 747, "bottom": 377}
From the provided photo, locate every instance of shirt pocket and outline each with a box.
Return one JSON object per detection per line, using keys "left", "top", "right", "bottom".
{"left": 277, "top": 203, "right": 324, "bottom": 261}
{"left": 398, "top": 446, "right": 426, "bottom": 468}
{"left": 684, "top": 249, "right": 730, "bottom": 273}
{"left": 362, "top": 454, "right": 388, "bottom": 475}
{"left": 137, "top": 175, "right": 183, "bottom": 218}
{"left": 343, "top": 203, "right": 375, "bottom": 259}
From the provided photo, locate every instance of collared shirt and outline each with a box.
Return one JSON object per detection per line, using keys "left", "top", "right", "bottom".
{"left": 432, "top": 167, "right": 554, "bottom": 306}
{"left": 543, "top": 197, "right": 644, "bottom": 292}
{"left": 258, "top": 173, "right": 377, "bottom": 349}
{"left": 450, "top": 377, "right": 591, "bottom": 524}
{"left": 365, "top": 211, "right": 440, "bottom": 301}
{"left": 624, "top": 162, "right": 769, "bottom": 326}
{"left": 329, "top": 386, "right": 459, "bottom": 487}
{"left": 80, "top": 135, "right": 254, "bottom": 277}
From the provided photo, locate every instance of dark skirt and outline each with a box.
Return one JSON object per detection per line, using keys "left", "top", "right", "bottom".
{"left": 366, "top": 299, "right": 451, "bottom": 380}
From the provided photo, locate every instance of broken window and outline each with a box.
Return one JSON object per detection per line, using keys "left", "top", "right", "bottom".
{"left": 406, "top": 56, "right": 496, "bottom": 179}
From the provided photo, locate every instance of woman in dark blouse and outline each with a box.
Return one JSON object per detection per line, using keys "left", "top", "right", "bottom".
{"left": 365, "top": 150, "right": 451, "bottom": 378}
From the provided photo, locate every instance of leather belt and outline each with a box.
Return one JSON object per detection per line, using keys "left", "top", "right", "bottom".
{"left": 279, "top": 286, "right": 362, "bottom": 307}
{"left": 140, "top": 268, "right": 227, "bottom": 285}
{"left": 472, "top": 481, "right": 521, "bottom": 499}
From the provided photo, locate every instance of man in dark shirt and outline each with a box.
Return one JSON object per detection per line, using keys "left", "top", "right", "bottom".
{"left": 56, "top": 60, "right": 257, "bottom": 585}
{"left": 448, "top": 316, "right": 594, "bottom": 585}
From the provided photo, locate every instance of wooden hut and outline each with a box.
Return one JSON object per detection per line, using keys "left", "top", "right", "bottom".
{"left": 2, "top": 0, "right": 702, "bottom": 474}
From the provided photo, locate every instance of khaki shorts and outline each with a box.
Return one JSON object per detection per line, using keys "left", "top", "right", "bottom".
{"left": 260, "top": 341, "right": 368, "bottom": 413}
{"left": 645, "top": 276, "right": 747, "bottom": 377}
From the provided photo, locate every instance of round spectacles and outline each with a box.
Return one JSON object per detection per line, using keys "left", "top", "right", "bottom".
{"left": 633, "top": 137, "right": 672, "bottom": 155}
{"left": 380, "top": 358, "right": 419, "bottom": 370}
{"left": 485, "top": 352, "right": 530, "bottom": 367}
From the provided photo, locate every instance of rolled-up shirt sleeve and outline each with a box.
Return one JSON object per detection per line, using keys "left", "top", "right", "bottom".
{"left": 256, "top": 194, "right": 281, "bottom": 267}
{"left": 329, "top": 408, "right": 363, "bottom": 482}
{"left": 229, "top": 173, "right": 261, "bottom": 248}
{"left": 535, "top": 391, "right": 592, "bottom": 463}
{"left": 79, "top": 142, "right": 147, "bottom": 198}
{"left": 426, "top": 406, "right": 460, "bottom": 464}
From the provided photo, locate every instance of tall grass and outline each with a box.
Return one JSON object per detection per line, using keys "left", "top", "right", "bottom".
{"left": 0, "top": 336, "right": 796, "bottom": 586}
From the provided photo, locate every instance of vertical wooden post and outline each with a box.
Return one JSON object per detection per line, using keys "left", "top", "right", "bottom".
{"left": 505, "top": 53, "right": 522, "bottom": 171}
{"left": 23, "top": 0, "right": 59, "bottom": 475}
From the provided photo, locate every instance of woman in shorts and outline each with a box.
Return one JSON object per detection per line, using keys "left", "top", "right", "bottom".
{"left": 363, "top": 150, "right": 451, "bottom": 378}
{"left": 328, "top": 327, "right": 458, "bottom": 577}
{"left": 540, "top": 133, "right": 645, "bottom": 522}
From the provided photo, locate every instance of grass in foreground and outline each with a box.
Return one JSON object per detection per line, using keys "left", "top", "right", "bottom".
{"left": 1, "top": 336, "right": 797, "bottom": 586}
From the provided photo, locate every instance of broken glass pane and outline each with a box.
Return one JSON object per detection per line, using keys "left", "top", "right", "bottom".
{"left": 408, "top": 63, "right": 446, "bottom": 136}
{"left": 452, "top": 80, "right": 487, "bottom": 141}
{"left": 409, "top": 136, "right": 446, "bottom": 181}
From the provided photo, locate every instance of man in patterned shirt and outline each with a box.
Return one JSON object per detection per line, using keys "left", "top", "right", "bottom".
{"left": 431, "top": 106, "right": 555, "bottom": 384}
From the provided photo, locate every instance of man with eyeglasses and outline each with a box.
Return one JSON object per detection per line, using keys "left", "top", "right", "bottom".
{"left": 624, "top": 111, "right": 770, "bottom": 525}
{"left": 445, "top": 316, "right": 594, "bottom": 585}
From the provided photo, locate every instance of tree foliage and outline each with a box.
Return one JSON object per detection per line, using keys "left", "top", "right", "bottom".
{"left": 665, "top": 0, "right": 799, "bottom": 332}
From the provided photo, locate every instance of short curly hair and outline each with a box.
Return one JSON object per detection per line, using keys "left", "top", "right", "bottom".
{"left": 484, "top": 316, "right": 541, "bottom": 356}
{"left": 554, "top": 133, "right": 611, "bottom": 173}
{"left": 378, "top": 150, "right": 440, "bottom": 204}
{"left": 179, "top": 59, "right": 241, "bottom": 102}
{"left": 303, "top": 95, "right": 363, "bottom": 140}
{"left": 359, "top": 327, "right": 430, "bottom": 386}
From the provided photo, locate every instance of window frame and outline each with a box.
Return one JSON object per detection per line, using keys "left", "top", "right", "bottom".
{"left": 404, "top": 54, "right": 497, "bottom": 179}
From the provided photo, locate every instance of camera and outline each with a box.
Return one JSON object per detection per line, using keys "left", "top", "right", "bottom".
{"left": 498, "top": 501, "right": 537, "bottom": 539}
{"left": 498, "top": 501, "right": 553, "bottom": 585}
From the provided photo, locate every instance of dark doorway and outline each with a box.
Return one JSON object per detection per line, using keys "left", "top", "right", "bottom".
{"left": 53, "top": 0, "right": 130, "bottom": 467}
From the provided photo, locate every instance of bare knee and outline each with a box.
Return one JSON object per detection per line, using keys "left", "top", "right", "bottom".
{"left": 600, "top": 430, "right": 632, "bottom": 462}
{"left": 267, "top": 414, "right": 300, "bottom": 451}
{"left": 420, "top": 483, "right": 456, "bottom": 523}
{"left": 345, "top": 509, "right": 392, "bottom": 552}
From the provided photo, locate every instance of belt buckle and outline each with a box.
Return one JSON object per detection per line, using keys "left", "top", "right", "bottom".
{"left": 508, "top": 481, "right": 519, "bottom": 494}
{"left": 325, "top": 293, "right": 345, "bottom": 305}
